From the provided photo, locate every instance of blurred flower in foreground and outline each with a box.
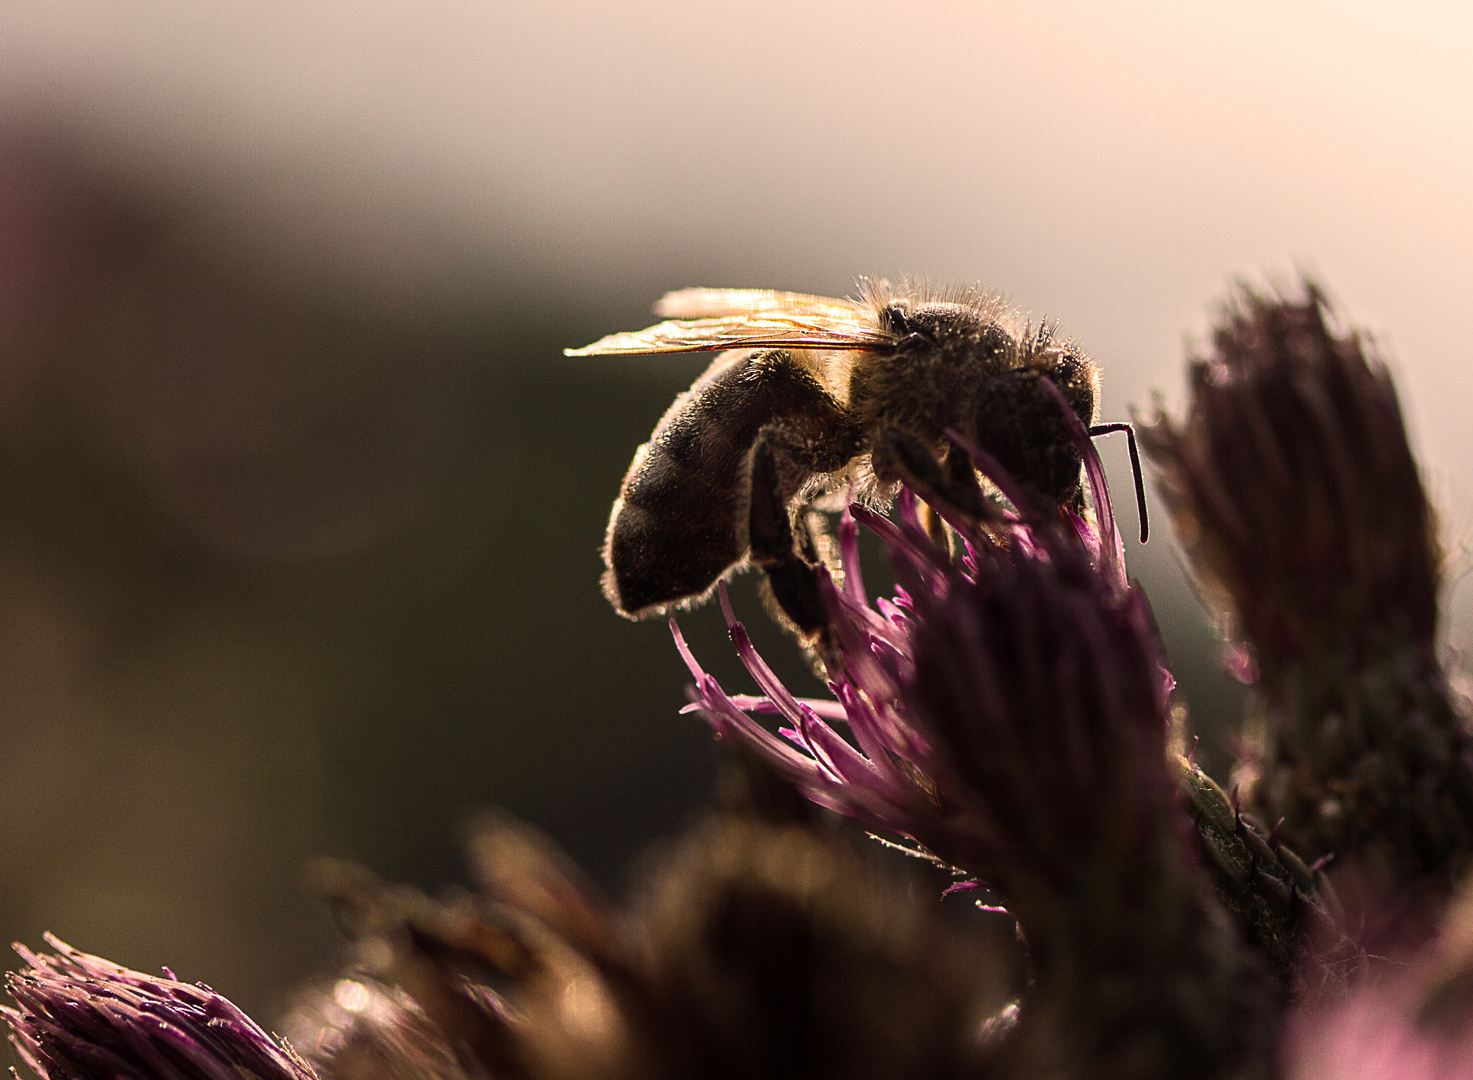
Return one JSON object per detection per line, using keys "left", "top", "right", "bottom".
{"left": 5, "top": 935, "right": 318, "bottom": 1080}
{"left": 283, "top": 976, "right": 470, "bottom": 1080}
{"left": 295, "top": 810, "right": 1009, "bottom": 1080}
{"left": 1284, "top": 876, "right": 1473, "bottom": 1078}
{"left": 1141, "top": 286, "right": 1473, "bottom": 895}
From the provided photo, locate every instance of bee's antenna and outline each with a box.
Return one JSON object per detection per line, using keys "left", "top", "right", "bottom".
{"left": 1088, "top": 423, "right": 1149, "bottom": 544}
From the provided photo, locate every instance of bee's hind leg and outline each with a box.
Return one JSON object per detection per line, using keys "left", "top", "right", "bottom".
{"left": 747, "top": 429, "right": 829, "bottom": 641}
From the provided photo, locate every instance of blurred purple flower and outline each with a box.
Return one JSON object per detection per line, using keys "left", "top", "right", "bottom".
{"left": 1284, "top": 983, "right": 1473, "bottom": 1080}
{"left": 1282, "top": 881, "right": 1473, "bottom": 1079}
{"left": 5, "top": 935, "right": 318, "bottom": 1080}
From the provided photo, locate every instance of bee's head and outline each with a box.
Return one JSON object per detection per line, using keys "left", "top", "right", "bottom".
{"left": 971, "top": 345, "right": 1098, "bottom": 511}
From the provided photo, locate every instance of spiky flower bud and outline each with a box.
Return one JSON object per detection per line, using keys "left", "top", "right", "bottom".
{"left": 1144, "top": 285, "right": 1440, "bottom": 672}
{"left": 1141, "top": 286, "right": 1473, "bottom": 893}
{"left": 5, "top": 936, "right": 318, "bottom": 1080}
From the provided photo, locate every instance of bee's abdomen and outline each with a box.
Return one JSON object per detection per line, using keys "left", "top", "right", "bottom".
{"left": 604, "top": 350, "right": 852, "bottom": 618}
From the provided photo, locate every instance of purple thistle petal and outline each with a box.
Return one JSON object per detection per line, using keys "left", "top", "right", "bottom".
{"left": 1064, "top": 507, "right": 1104, "bottom": 563}
{"left": 672, "top": 621, "right": 819, "bottom": 776}
{"left": 941, "top": 881, "right": 981, "bottom": 897}
{"left": 672, "top": 613, "right": 921, "bottom": 832}
{"left": 789, "top": 711, "right": 888, "bottom": 790}
{"left": 895, "top": 487, "right": 931, "bottom": 546}
{"left": 867, "top": 634, "right": 916, "bottom": 687}
{"left": 1036, "top": 378, "right": 1127, "bottom": 589}
{"left": 716, "top": 586, "right": 844, "bottom": 740}
{"left": 829, "top": 582, "right": 910, "bottom": 655}
{"left": 698, "top": 673, "right": 820, "bottom": 777}
{"left": 836, "top": 508, "right": 869, "bottom": 605}
{"left": 777, "top": 715, "right": 847, "bottom": 785}
{"left": 849, "top": 505, "right": 951, "bottom": 591}
{"left": 702, "top": 694, "right": 854, "bottom": 724}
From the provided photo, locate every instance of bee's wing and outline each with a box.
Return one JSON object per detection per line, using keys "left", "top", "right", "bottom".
{"left": 566, "top": 295, "right": 891, "bottom": 357}
{"left": 652, "top": 288, "right": 862, "bottom": 321}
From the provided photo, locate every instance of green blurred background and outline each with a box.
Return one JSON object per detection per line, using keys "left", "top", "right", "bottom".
{"left": 0, "top": 0, "right": 1467, "bottom": 1031}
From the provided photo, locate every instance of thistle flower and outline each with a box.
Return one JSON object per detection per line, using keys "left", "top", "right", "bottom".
{"left": 5, "top": 935, "right": 318, "bottom": 1080}
{"left": 1141, "top": 285, "right": 1473, "bottom": 892}
{"left": 677, "top": 418, "right": 1277, "bottom": 1078}
{"left": 673, "top": 399, "right": 1133, "bottom": 883}
{"left": 1143, "top": 284, "right": 1440, "bottom": 673}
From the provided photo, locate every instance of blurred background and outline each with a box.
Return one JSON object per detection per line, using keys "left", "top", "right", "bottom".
{"left": 0, "top": 0, "right": 1468, "bottom": 1028}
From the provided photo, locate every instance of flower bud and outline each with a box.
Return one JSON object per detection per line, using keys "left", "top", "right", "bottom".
{"left": 5, "top": 936, "right": 318, "bottom": 1080}
{"left": 1142, "top": 286, "right": 1473, "bottom": 891}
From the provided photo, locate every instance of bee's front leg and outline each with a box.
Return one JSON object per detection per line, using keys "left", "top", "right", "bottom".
{"left": 882, "top": 428, "right": 994, "bottom": 529}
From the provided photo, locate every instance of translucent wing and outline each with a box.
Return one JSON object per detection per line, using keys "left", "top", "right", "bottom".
{"left": 653, "top": 288, "right": 864, "bottom": 321}
{"left": 565, "top": 290, "right": 891, "bottom": 357}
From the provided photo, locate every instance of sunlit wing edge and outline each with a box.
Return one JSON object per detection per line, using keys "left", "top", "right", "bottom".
{"left": 565, "top": 317, "right": 892, "bottom": 356}
{"left": 654, "top": 287, "right": 865, "bottom": 321}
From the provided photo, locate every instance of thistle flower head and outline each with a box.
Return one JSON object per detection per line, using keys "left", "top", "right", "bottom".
{"left": 676, "top": 409, "right": 1276, "bottom": 1077}
{"left": 901, "top": 523, "right": 1174, "bottom": 894}
{"left": 675, "top": 406, "right": 1161, "bottom": 892}
{"left": 1140, "top": 284, "right": 1440, "bottom": 679}
{"left": 1142, "top": 284, "right": 1473, "bottom": 892}
{"left": 5, "top": 935, "right": 318, "bottom": 1080}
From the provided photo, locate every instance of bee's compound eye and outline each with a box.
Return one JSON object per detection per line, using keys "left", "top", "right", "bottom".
{"left": 1044, "top": 350, "right": 1097, "bottom": 423}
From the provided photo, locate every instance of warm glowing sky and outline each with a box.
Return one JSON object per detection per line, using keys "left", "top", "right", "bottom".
{"left": 3, "top": 0, "right": 1472, "bottom": 621}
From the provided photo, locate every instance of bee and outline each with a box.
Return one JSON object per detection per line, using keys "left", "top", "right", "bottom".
{"left": 567, "top": 279, "right": 1145, "bottom": 635}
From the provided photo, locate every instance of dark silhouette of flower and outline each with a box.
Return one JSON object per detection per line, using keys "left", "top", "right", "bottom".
{"left": 293, "top": 812, "right": 1011, "bottom": 1080}
{"left": 1141, "top": 285, "right": 1473, "bottom": 894}
{"left": 5, "top": 935, "right": 318, "bottom": 1080}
